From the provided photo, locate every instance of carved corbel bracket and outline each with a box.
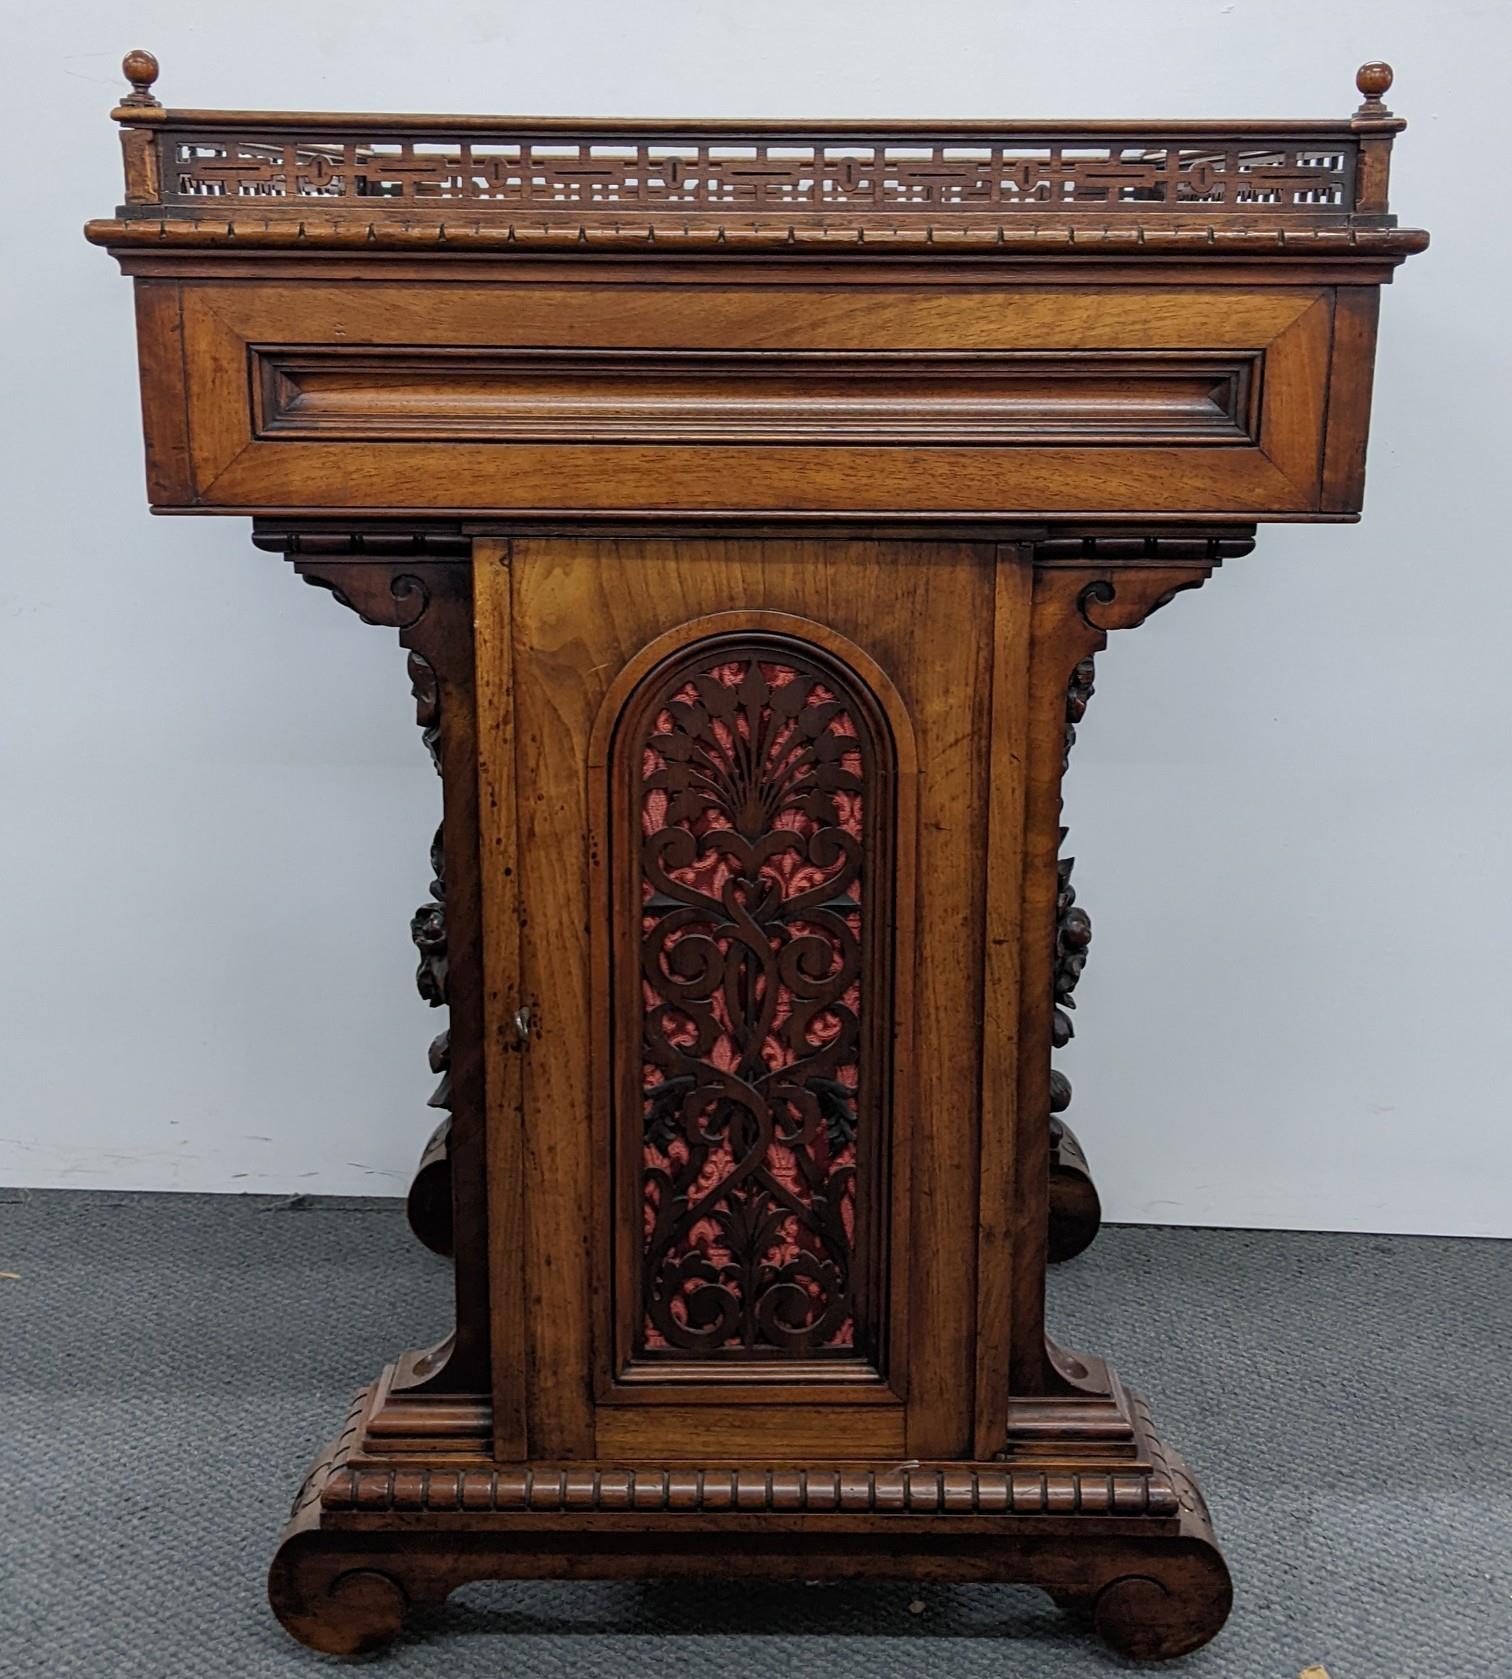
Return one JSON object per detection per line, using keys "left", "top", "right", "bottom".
{"left": 297, "top": 567, "right": 431, "bottom": 631}
{"left": 251, "top": 525, "right": 470, "bottom": 633}
{"left": 257, "top": 531, "right": 487, "bottom": 1393}
{"left": 1035, "top": 529, "right": 1255, "bottom": 647}
{"left": 1016, "top": 527, "right": 1254, "bottom": 1367}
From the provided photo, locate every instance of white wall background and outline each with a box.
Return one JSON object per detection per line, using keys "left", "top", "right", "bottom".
{"left": 4, "top": 0, "right": 1507, "bottom": 1233}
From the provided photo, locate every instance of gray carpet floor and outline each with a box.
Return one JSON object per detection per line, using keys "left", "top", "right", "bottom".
{"left": 1, "top": 1190, "right": 1507, "bottom": 1677}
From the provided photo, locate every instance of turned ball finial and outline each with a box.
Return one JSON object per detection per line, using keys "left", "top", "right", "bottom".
{"left": 120, "top": 49, "right": 161, "bottom": 108}
{"left": 1354, "top": 60, "right": 1394, "bottom": 113}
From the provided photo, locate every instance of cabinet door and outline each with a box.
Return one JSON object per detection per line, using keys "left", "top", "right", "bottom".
{"left": 483, "top": 538, "right": 1007, "bottom": 1461}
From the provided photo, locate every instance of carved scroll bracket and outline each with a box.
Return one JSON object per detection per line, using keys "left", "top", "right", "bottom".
{"left": 299, "top": 567, "right": 431, "bottom": 631}
{"left": 1038, "top": 537, "right": 1243, "bottom": 1137}
{"left": 1043, "top": 540, "right": 1250, "bottom": 646}
{"left": 1008, "top": 529, "right": 1253, "bottom": 1395}
{"left": 263, "top": 535, "right": 487, "bottom": 1397}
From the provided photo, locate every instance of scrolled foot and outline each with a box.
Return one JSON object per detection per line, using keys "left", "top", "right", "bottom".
{"left": 1090, "top": 1545, "right": 1233, "bottom": 1661}
{"left": 269, "top": 1533, "right": 409, "bottom": 1656}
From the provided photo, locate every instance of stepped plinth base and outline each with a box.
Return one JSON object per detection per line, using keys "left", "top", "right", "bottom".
{"left": 270, "top": 1376, "right": 1231, "bottom": 1661}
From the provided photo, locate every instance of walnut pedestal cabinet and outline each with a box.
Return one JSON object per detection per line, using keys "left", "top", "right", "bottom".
{"left": 87, "top": 54, "right": 1426, "bottom": 1661}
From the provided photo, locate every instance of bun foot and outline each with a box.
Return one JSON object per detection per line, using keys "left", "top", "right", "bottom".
{"left": 269, "top": 1532, "right": 409, "bottom": 1656}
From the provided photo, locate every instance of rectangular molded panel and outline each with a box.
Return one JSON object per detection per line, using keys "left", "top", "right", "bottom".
{"left": 144, "top": 278, "right": 1353, "bottom": 517}
{"left": 251, "top": 346, "right": 1260, "bottom": 446}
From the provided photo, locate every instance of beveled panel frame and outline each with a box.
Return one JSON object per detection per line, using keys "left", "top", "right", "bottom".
{"left": 589, "top": 611, "right": 918, "bottom": 1394}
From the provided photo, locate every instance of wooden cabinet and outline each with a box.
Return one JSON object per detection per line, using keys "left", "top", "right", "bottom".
{"left": 89, "top": 52, "right": 1425, "bottom": 1661}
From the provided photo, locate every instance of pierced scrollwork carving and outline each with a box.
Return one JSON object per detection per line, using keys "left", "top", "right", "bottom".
{"left": 161, "top": 127, "right": 1356, "bottom": 220}
{"left": 620, "top": 636, "right": 896, "bottom": 1362}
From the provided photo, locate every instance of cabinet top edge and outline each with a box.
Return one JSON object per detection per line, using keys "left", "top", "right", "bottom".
{"left": 84, "top": 217, "right": 1429, "bottom": 262}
